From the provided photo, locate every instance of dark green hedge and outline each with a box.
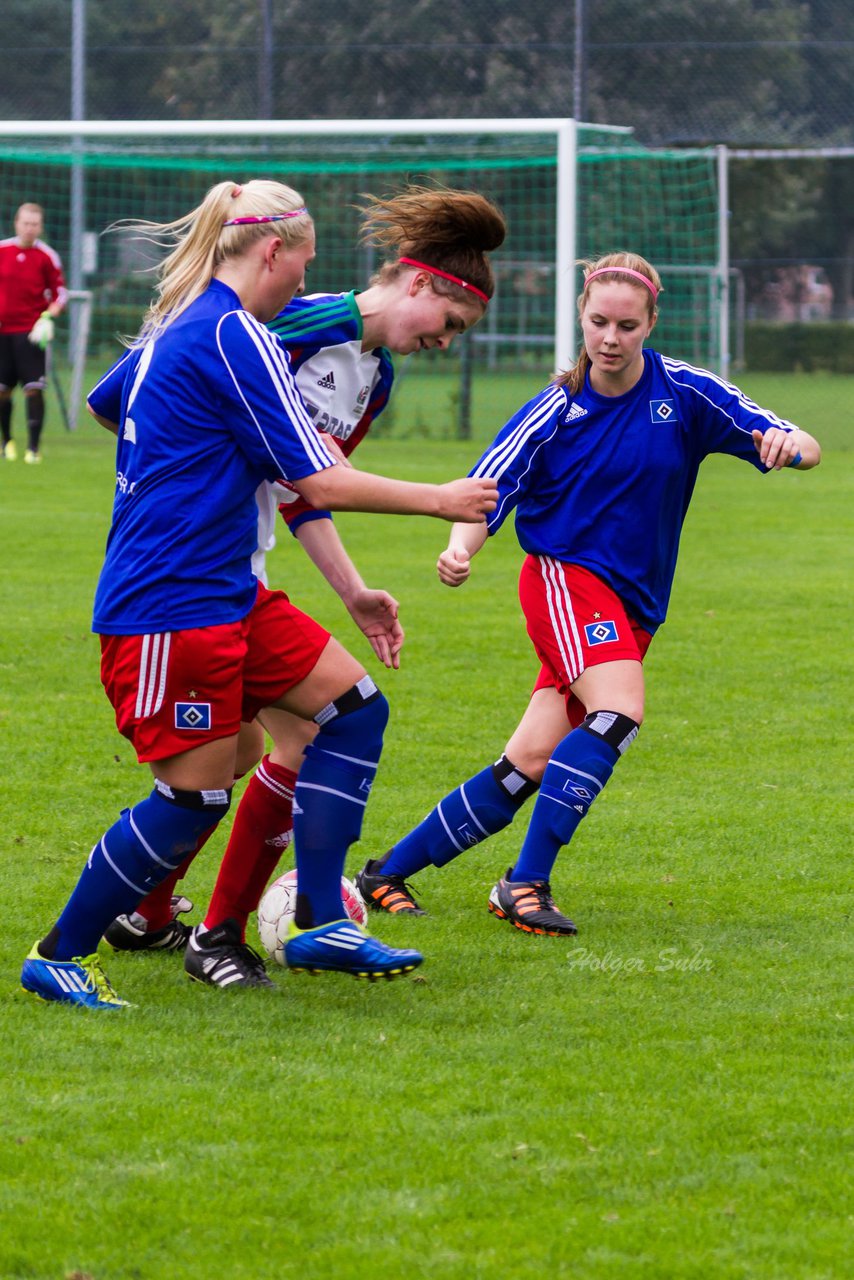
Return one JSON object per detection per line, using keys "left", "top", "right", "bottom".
{"left": 744, "top": 323, "right": 854, "bottom": 374}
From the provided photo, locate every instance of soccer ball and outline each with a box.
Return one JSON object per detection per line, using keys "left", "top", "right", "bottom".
{"left": 257, "top": 869, "right": 367, "bottom": 966}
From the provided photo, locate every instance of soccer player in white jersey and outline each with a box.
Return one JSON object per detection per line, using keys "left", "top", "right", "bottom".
{"left": 353, "top": 251, "right": 821, "bottom": 935}
{"left": 19, "top": 179, "right": 498, "bottom": 1008}
{"left": 103, "top": 186, "right": 507, "bottom": 972}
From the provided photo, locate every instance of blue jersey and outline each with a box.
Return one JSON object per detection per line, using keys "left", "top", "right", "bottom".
{"left": 472, "top": 349, "right": 798, "bottom": 633}
{"left": 88, "top": 279, "right": 335, "bottom": 635}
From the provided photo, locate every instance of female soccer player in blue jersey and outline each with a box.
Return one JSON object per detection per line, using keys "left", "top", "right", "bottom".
{"left": 354, "top": 251, "right": 821, "bottom": 933}
{"left": 19, "top": 179, "right": 498, "bottom": 1007}
{"left": 103, "top": 186, "right": 508, "bottom": 976}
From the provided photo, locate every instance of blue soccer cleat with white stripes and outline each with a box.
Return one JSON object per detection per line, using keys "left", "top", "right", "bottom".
{"left": 284, "top": 919, "right": 423, "bottom": 981}
{"left": 21, "top": 945, "right": 131, "bottom": 1009}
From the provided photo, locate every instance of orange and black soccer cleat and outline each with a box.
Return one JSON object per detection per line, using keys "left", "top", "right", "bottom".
{"left": 488, "top": 868, "right": 577, "bottom": 936}
{"left": 355, "top": 865, "right": 427, "bottom": 916}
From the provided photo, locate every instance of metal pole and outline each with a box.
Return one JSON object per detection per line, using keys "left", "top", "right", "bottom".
{"left": 258, "top": 0, "right": 274, "bottom": 119}
{"left": 70, "top": 0, "right": 85, "bottom": 291}
{"left": 716, "top": 143, "right": 730, "bottom": 380}
{"left": 555, "top": 119, "right": 578, "bottom": 372}
{"left": 573, "top": 0, "right": 587, "bottom": 121}
{"left": 69, "top": 0, "right": 86, "bottom": 416}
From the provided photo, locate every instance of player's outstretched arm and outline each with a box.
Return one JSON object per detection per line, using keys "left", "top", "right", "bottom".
{"left": 437, "top": 522, "right": 489, "bottom": 587}
{"left": 296, "top": 517, "right": 404, "bottom": 669}
{"left": 752, "top": 426, "right": 821, "bottom": 470}
{"left": 294, "top": 465, "right": 498, "bottom": 523}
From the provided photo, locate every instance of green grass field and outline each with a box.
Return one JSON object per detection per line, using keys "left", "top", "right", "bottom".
{"left": 0, "top": 372, "right": 851, "bottom": 1280}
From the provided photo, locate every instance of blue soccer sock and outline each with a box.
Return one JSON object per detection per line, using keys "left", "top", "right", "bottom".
{"left": 379, "top": 755, "right": 538, "bottom": 879}
{"left": 511, "top": 711, "right": 639, "bottom": 884}
{"left": 293, "top": 678, "right": 388, "bottom": 927}
{"left": 44, "top": 783, "right": 231, "bottom": 961}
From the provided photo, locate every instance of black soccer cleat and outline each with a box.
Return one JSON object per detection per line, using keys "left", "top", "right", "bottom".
{"left": 488, "top": 868, "right": 578, "bottom": 936}
{"left": 355, "top": 864, "right": 427, "bottom": 915}
{"left": 184, "top": 919, "right": 275, "bottom": 988}
{"left": 104, "top": 895, "right": 194, "bottom": 952}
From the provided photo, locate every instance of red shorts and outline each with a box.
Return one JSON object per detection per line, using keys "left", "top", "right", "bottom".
{"left": 519, "top": 556, "right": 652, "bottom": 727}
{"left": 99, "top": 581, "right": 330, "bottom": 763}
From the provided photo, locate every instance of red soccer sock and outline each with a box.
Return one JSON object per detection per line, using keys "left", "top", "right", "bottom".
{"left": 132, "top": 829, "right": 217, "bottom": 928}
{"left": 204, "top": 756, "right": 297, "bottom": 940}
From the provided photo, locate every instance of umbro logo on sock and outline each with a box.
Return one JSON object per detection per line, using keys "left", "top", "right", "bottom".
{"left": 317, "top": 370, "right": 336, "bottom": 390}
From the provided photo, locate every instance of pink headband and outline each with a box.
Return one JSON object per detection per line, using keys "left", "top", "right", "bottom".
{"left": 223, "top": 208, "right": 308, "bottom": 227}
{"left": 399, "top": 257, "right": 489, "bottom": 306}
{"left": 585, "top": 266, "right": 659, "bottom": 300}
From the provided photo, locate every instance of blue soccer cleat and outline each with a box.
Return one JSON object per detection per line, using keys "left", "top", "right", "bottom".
{"left": 284, "top": 919, "right": 423, "bottom": 981}
{"left": 21, "top": 945, "right": 131, "bottom": 1009}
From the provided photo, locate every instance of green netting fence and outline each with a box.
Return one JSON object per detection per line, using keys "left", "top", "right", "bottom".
{"left": 0, "top": 125, "right": 721, "bottom": 436}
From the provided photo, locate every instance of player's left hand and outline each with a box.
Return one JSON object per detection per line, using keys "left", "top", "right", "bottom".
{"left": 753, "top": 427, "right": 801, "bottom": 470}
{"left": 28, "top": 312, "right": 55, "bottom": 349}
{"left": 345, "top": 588, "right": 404, "bottom": 669}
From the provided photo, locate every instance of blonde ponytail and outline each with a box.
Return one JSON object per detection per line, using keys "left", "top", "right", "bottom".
{"left": 117, "top": 179, "right": 312, "bottom": 344}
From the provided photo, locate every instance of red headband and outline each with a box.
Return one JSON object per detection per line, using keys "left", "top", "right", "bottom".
{"left": 585, "top": 266, "right": 659, "bottom": 300}
{"left": 399, "top": 257, "right": 489, "bottom": 306}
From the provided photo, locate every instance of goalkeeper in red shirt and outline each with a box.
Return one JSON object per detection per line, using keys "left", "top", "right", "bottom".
{"left": 0, "top": 202, "right": 67, "bottom": 463}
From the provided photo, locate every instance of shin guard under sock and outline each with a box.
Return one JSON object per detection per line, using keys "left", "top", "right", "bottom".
{"left": 380, "top": 755, "right": 538, "bottom": 879}
{"left": 45, "top": 784, "right": 231, "bottom": 960}
{"left": 133, "top": 838, "right": 210, "bottom": 929}
{"left": 511, "top": 711, "right": 639, "bottom": 884}
{"left": 293, "top": 679, "right": 388, "bottom": 928}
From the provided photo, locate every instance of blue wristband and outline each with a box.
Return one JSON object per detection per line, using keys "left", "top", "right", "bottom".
{"left": 786, "top": 451, "right": 803, "bottom": 468}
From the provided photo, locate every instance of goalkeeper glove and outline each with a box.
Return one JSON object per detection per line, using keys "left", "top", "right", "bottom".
{"left": 28, "top": 312, "right": 55, "bottom": 349}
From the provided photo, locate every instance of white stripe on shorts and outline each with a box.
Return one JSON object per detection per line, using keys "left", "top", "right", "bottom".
{"left": 135, "top": 632, "right": 172, "bottom": 720}
{"left": 539, "top": 556, "right": 585, "bottom": 683}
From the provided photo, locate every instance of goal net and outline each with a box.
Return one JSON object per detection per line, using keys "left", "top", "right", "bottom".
{"left": 0, "top": 120, "right": 722, "bottom": 437}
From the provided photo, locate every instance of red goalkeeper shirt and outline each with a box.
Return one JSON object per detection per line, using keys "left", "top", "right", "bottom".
{"left": 0, "top": 237, "right": 67, "bottom": 333}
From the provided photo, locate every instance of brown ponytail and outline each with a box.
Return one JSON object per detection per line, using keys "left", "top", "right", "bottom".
{"left": 359, "top": 185, "right": 506, "bottom": 305}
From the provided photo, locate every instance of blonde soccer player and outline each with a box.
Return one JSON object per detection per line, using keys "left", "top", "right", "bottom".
{"left": 20, "top": 179, "right": 497, "bottom": 1007}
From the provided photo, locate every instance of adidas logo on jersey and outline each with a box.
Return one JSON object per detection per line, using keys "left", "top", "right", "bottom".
{"left": 316, "top": 370, "right": 336, "bottom": 390}
{"left": 567, "top": 402, "right": 588, "bottom": 421}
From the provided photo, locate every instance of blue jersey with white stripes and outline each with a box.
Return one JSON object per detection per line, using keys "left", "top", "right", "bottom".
{"left": 473, "top": 349, "right": 798, "bottom": 633}
{"left": 88, "top": 279, "right": 335, "bottom": 635}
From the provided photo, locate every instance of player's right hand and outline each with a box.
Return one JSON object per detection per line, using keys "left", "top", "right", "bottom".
{"left": 437, "top": 547, "right": 472, "bottom": 587}
{"left": 436, "top": 477, "right": 498, "bottom": 523}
